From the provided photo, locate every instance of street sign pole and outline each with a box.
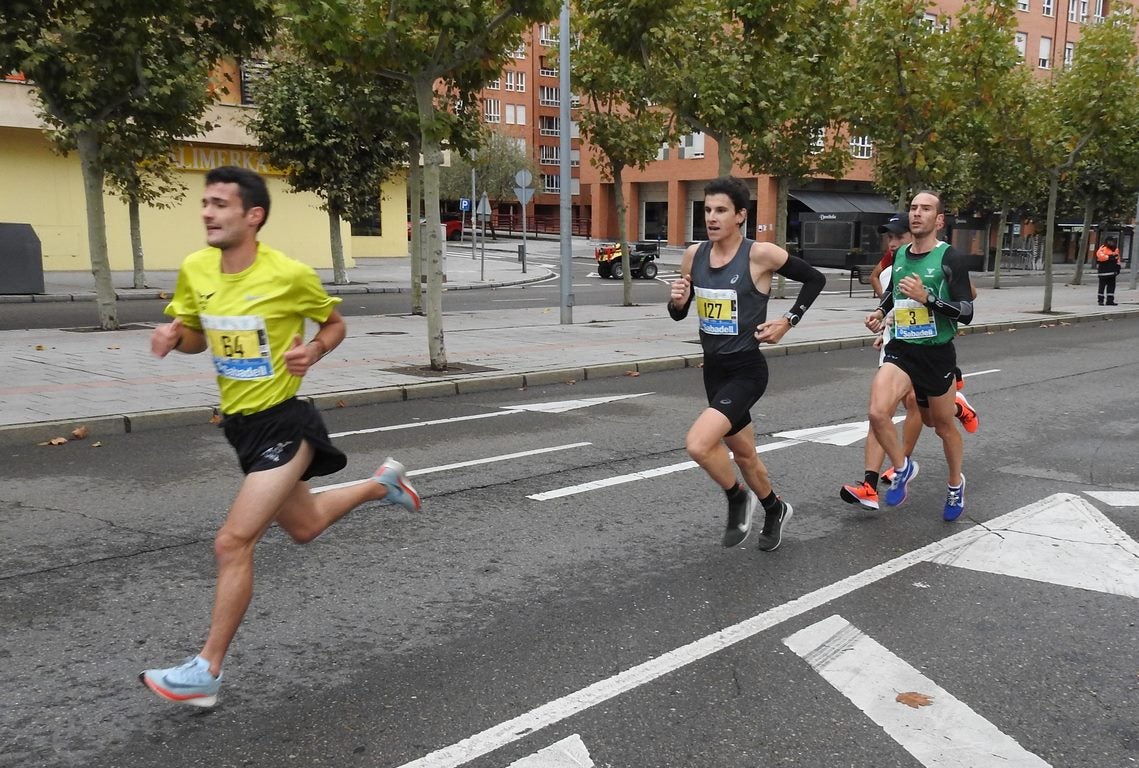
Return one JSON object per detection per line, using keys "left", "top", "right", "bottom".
{"left": 515, "top": 169, "right": 535, "bottom": 275}
{"left": 477, "top": 192, "right": 491, "bottom": 281}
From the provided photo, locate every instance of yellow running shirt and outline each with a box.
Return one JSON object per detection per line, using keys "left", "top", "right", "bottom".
{"left": 164, "top": 243, "right": 342, "bottom": 415}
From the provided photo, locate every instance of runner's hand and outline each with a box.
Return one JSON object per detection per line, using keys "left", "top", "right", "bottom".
{"left": 151, "top": 318, "right": 184, "bottom": 358}
{"left": 283, "top": 334, "right": 315, "bottom": 377}
{"left": 669, "top": 275, "right": 691, "bottom": 308}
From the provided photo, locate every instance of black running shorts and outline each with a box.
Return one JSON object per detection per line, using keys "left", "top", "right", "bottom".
{"left": 881, "top": 339, "right": 957, "bottom": 408}
{"left": 221, "top": 397, "right": 348, "bottom": 480}
{"left": 702, "top": 349, "right": 769, "bottom": 436}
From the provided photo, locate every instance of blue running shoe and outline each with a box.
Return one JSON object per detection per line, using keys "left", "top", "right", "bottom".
{"left": 140, "top": 655, "right": 221, "bottom": 707}
{"left": 943, "top": 474, "right": 966, "bottom": 521}
{"left": 883, "top": 459, "right": 919, "bottom": 507}
{"left": 374, "top": 458, "right": 421, "bottom": 512}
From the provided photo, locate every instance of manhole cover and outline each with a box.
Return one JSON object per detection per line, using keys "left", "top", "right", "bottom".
{"left": 386, "top": 362, "right": 500, "bottom": 377}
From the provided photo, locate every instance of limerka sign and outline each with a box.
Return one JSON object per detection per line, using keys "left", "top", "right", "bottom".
{"left": 169, "top": 144, "right": 283, "bottom": 176}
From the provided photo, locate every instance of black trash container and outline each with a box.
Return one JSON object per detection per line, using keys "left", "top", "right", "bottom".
{"left": 0, "top": 223, "right": 45, "bottom": 294}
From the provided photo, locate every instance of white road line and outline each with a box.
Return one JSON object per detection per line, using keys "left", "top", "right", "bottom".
{"left": 784, "top": 615, "right": 1050, "bottom": 767}
{"left": 505, "top": 734, "right": 593, "bottom": 768}
{"left": 1085, "top": 490, "right": 1139, "bottom": 507}
{"left": 527, "top": 439, "right": 801, "bottom": 501}
{"left": 331, "top": 411, "right": 507, "bottom": 438}
{"left": 962, "top": 368, "right": 1000, "bottom": 379}
{"left": 393, "top": 496, "right": 1056, "bottom": 768}
{"left": 310, "top": 443, "right": 591, "bottom": 494}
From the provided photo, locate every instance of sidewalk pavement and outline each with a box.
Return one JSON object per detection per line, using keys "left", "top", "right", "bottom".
{"left": 1, "top": 245, "right": 1134, "bottom": 446}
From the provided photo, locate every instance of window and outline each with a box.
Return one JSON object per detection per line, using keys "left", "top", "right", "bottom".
{"left": 849, "top": 135, "right": 873, "bottom": 159}
{"left": 238, "top": 58, "right": 270, "bottom": 106}
{"left": 679, "top": 132, "right": 705, "bottom": 159}
{"left": 539, "top": 116, "right": 560, "bottom": 136}
{"left": 656, "top": 142, "right": 669, "bottom": 161}
{"left": 1079, "top": 0, "right": 1089, "bottom": 21}
{"left": 487, "top": 78, "right": 500, "bottom": 90}
{"left": 511, "top": 137, "right": 527, "bottom": 154}
{"left": 1038, "top": 36, "right": 1052, "bottom": 68}
{"left": 539, "top": 56, "right": 557, "bottom": 77}
{"left": 1068, "top": 0, "right": 1078, "bottom": 20}
{"left": 504, "top": 71, "right": 526, "bottom": 92}
{"left": 921, "top": 12, "right": 949, "bottom": 31}
{"left": 571, "top": 121, "right": 580, "bottom": 139}
{"left": 483, "top": 98, "right": 500, "bottom": 123}
{"left": 1042, "top": 0, "right": 1054, "bottom": 16}
{"left": 1014, "top": 32, "right": 1028, "bottom": 59}
{"left": 1017, "top": 0, "right": 1029, "bottom": 10}
{"left": 1093, "top": 0, "right": 1105, "bottom": 20}
{"left": 509, "top": 42, "right": 526, "bottom": 59}
{"left": 505, "top": 104, "right": 516, "bottom": 125}
{"left": 571, "top": 149, "right": 580, "bottom": 167}
{"left": 539, "top": 145, "right": 560, "bottom": 165}
{"left": 539, "top": 23, "right": 558, "bottom": 46}
{"left": 539, "top": 86, "right": 560, "bottom": 106}
{"left": 1064, "top": 41, "right": 1075, "bottom": 66}
{"left": 809, "top": 127, "right": 825, "bottom": 155}
{"left": 542, "top": 173, "right": 560, "bottom": 193}
{"left": 514, "top": 105, "right": 526, "bottom": 125}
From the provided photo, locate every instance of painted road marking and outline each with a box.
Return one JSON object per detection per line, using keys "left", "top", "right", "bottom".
{"left": 505, "top": 734, "right": 593, "bottom": 768}
{"left": 1085, "top": 490, "right": 1139, "bottom": 507}
{"left": 784, "top": 615, "right": 1050, "bottom": 767}
{"left": 527, "top": 439, "right": 801, "bottom": 501}
{"left": 530, "top": 417, "right": 906, "bottom": 500}
{"left": 330, "top": 393, "right": 652, "bottom": 438}
{"left": 311, "top": 443, "right": 591, "bottom": 494}
{"left": 394, "top": 494, "right": 1136, "bottom": 768}
{"left": 928, "top": 493, "right": 1139, "bottom": 597}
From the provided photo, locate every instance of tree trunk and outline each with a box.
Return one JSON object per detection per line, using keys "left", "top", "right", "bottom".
{"left": 129, "top": 192, "right": 145, "bottom": 290}
{"left": 993, "top": 208, "right": 1008, "bottom": 290}
{"left": 715, "top": 132, "right": 733, "bottom": 177}
{"left": 773, "top": 175, "right": 789, "bottom": 299}
{"left": 76, "top": 130, "right": 118, "bottom": 330}
{"left": 1042, "top": 171, "right": 1059, "bottom": 313}
{"left": 328, "top": 207, "right": 348, "bottom": 285}
{"left": 408, "top": 132, "right": 425, "bottom": 315}
{"left": 612, "top": 163, "right": 632, "bottom": 306}
{"left": 414, "top": 76, "right": 447, "bottom": 370}
{"left": 1071, "top": 195, "right": 1094, "bottom": 286}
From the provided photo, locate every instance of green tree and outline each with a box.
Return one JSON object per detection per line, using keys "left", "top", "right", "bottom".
{"left": 574, "top": 0, "right": 673, "bottom": 305}
{"left": 841, "top": 0, "right": 1021, "bottom": 207}
{"left": 439, "top": 131, "right": 539, "bottom": 209}
{"left": 247, "top": 56, "right": 410, "bottom": 285}
{"left": 0, "top": 0, "right": 276, "bottom": 329}
{"left": 282, "top": 0, "right": 559, "bottom": 370}
{"left": 1031, "top": 8, "right": 1139, "bottom": 311}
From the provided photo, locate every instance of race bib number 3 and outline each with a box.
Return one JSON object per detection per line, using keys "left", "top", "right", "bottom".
{"left": 200, "top": 314, "right": 273, "bottom": 380}
{"left": 894, "top": 299, "right": 936, "bottom": 340}
{"left": 695, "top": 287, "right": 738, "bottom": 335}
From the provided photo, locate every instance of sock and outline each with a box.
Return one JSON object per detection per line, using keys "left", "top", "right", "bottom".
{"left": 759, "top": 491, "right": 780, "bottom": 512}
{"left": 725, "top": 482, "right": 745, "bottom": 499}
{"left": 865, "top": 470, "right": 879, "bottom": 489}
{"left": 899, "top": 457, "right": 910, "bottom": 474}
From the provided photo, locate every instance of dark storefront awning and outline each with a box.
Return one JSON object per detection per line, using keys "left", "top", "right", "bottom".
{"left": 789, "top": 190, "right": 896, "bottom": 214}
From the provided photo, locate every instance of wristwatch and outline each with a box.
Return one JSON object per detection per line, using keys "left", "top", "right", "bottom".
{"left": 782, "top": 310, "right": 800, "bottom": 327}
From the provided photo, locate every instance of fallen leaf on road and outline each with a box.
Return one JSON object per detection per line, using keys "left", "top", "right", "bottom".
{"left": 336, "top": 400, "right": 347, "bottom": 408}
{"left": 159, "top": 292, "right": 170, "bottom": 299}
{"left": 71, "top": 426, "right": 89, "bottom": 439}
{"left": 209, "top": 414, "right": 222, "bottom": 424}
{"left": 625, "top": 370, "right": 640, "bottom": 377}
{"left": 896, "top": 691, "right": 934, "bottom": 708}
{"left": 35, "top": 344, "right": 46, "bottom": 351}
{"left": 40, "top": 437, "right": 69, "bottom": 446}
{"left": 91, "top": 441, "right": 103, "bottom": 447}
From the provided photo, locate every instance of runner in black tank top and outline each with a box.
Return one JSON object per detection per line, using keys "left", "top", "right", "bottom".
{"left": 668, "top": 176, "right": 825, "bottom": 552}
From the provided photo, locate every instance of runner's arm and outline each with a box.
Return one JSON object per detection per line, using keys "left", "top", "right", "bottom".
{"left": 927, "top": 250, "right": 974, "bottom": 325}
{"left": 775, "top": 253, "right": 826, "bottom": 323}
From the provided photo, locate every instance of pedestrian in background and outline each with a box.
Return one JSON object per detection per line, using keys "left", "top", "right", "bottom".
{"left": 668, "top": 176, "right": 826, "bottom": 552}
{"left": 140, "top": 166, "right": 421, "bottom": 707}
{"left": 1095, "top": 236, "right": 1122, "bottom": 306}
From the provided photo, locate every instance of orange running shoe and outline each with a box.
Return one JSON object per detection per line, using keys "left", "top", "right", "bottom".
{"left": 839, "top": 480, "right": 880, "bottom": 510}
{"left": 955, "top": 392, "right": 978, "bottom": 434}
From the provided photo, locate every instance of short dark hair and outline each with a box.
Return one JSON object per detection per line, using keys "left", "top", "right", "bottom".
{"left": 1105, "top": 236, "right": 1117, "bottom": 245}
{"left": 912, "top": 189, "right": 944, "bottom": 214}
{"left": 205, "top": 166, "right": 271, "bottom": 230}
{"left": 704, "top": 176, "right": 750, "bottom": 213}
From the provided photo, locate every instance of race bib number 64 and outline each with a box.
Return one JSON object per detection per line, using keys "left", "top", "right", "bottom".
{"left": 200, "top": 314, "right": 273, "bottom": 380}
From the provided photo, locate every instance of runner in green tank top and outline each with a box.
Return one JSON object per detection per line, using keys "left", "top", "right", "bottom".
{"left": 864, "top": 191, "right": 975, "bottom": 522}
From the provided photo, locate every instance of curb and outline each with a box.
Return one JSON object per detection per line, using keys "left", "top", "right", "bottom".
{"left": 1, "top": 306, "right": 1135, "bottom": 448}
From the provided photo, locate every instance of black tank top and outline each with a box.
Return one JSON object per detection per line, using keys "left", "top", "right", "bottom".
{"left": 690, "top": 238, "right": 768, "bottom": 355}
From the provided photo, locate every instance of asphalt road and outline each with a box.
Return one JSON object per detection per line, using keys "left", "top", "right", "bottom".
{"left": 2, "top": 317, "right": 1137, "bottom": 767}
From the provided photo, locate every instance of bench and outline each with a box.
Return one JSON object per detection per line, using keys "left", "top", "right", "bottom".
{"left": 848, "top": 264, "right": 878, "bottom": 297}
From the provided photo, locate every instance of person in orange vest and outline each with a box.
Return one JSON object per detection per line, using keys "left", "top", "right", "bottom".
{"left": 1095, "top": 236, "right": 1122, "bottom": 306}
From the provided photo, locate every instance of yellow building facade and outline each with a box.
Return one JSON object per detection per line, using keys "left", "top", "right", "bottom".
{"left": 0, "top": 79, "right": 409, "bottom": 274}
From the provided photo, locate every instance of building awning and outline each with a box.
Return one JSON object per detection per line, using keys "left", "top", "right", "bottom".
{"left": 789, "top": 191, "right": 896, "bottom": 214}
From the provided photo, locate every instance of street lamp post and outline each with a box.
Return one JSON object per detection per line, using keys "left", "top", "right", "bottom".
{"left": 559, "top": 0, "right": 573, "bottom": 324}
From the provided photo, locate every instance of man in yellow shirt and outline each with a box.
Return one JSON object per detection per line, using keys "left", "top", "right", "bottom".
{"left": 140, "top": 166, "right": 420, "bottom": 707}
